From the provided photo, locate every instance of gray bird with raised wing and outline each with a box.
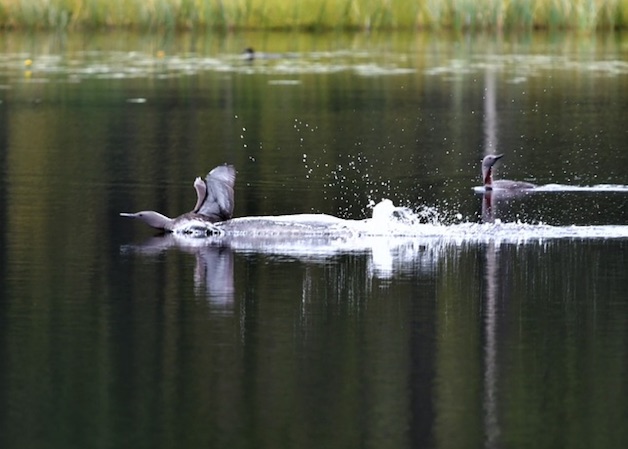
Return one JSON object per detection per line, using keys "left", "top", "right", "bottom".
{"left": 120, "top": 164, "right": 236, "bottom": 232}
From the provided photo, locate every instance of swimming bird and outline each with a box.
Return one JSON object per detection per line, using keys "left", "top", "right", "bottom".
{"left": 120, "top": 164, "right": 236, "bottom": 233}
{"left": 243, "top": 47, "right": 256, "bottom": 61}
{"left": 242, "top": 47, "right": 293, "bottom": 61}
{"left": 482, "top": 154, "right": 535, "bottom": 191}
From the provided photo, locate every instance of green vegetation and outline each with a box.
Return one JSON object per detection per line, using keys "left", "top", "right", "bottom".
{"left": 0, "top": 0, "right": 626, "bottom": 31}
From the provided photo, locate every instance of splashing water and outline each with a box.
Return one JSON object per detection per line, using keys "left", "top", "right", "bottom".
{"left": 300, "top": 146, "right": 420, "bottom": 219}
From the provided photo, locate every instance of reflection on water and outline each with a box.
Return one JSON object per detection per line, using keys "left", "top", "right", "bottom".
{"left": 0, "top": 31, "right": 628, "bottom": 449}
{"left": 483, "top": 241, "right": 500, "bottom": 447}
{"left": 123, "top": 236, "right": 236, "bottom": 307}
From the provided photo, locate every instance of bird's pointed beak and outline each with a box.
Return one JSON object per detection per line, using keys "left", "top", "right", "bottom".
{"left": 494, "top": 153, "right": 504, "bottom": 161}
{"left": 119, "top": 213, "right": 135, "bottom": 218}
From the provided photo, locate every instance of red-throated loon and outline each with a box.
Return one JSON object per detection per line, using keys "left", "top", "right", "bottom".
{"left": 482, "top": 154, "right": 535, "bottom": 191}
{"left": 120, "top": 164, "right": 235, "bottom": 232}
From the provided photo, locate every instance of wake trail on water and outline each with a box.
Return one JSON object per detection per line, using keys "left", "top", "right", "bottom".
{"left": 167, "top": 199, "right": 628, "bottom": 242}
{"left": 473, "top": 183, "right": 628, "bottom": 193}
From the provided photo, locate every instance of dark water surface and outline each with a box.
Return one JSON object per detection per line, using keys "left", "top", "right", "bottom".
{"left": 0, "top": 31, "right": 627, "bottom": 449}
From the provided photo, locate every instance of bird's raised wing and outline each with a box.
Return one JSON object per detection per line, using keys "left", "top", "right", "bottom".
{"left": 196, "top": 164, "right": 236, "bottom": 222}
{"left": 192, "top": 177, "right": 207, "bottom": 212}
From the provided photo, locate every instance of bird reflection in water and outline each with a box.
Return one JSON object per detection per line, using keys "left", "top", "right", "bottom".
{"left": 482, "top": 239, "right": 501, "bottom": 446}
{"left": 192, "top": 245, "right": 234, "bottom": 306}
{"left": 121, "top": 236, "right": 234, "bottom": 308}
{"left": 481, "top": 189, "right": 534, "bottom": 224}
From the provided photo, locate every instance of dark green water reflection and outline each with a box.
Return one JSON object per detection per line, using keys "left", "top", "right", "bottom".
{"left": 2, "top": 239, "right": 627, "bottom": 448}
{"left": 0, "top": 31, "right": 627, "bottom": 449}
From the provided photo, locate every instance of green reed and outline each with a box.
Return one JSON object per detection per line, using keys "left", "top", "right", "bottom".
{"left": 0, "top": 0, "right": 626, "bottom": 31}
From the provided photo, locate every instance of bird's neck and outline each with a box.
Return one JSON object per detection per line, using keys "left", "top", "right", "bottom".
{"left": 482, "top": 192, "right": 494, "bottom": 223}
{"left": 484, "top": 167, "right": 493, "bottom": 187}
{"left": 144, "top": 212, "right": 174, "bottom": 231}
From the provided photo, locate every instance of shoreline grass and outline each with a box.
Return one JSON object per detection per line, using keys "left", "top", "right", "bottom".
{"left": 0, "top": 0, "right": 626, "bottom": 32}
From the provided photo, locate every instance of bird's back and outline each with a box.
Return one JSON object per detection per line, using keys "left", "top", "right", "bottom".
{"left": 491, "top": 179, "right": 535, "bottom": 190}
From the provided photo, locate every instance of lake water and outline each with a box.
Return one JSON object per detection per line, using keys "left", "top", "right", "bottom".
{"left": 0, "top": 31, "right": 627, "bottom": 449}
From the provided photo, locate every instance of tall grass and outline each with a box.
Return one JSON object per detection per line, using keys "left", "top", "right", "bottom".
{"left": 0, "top": 0, "right": 626, "bottom": 31}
